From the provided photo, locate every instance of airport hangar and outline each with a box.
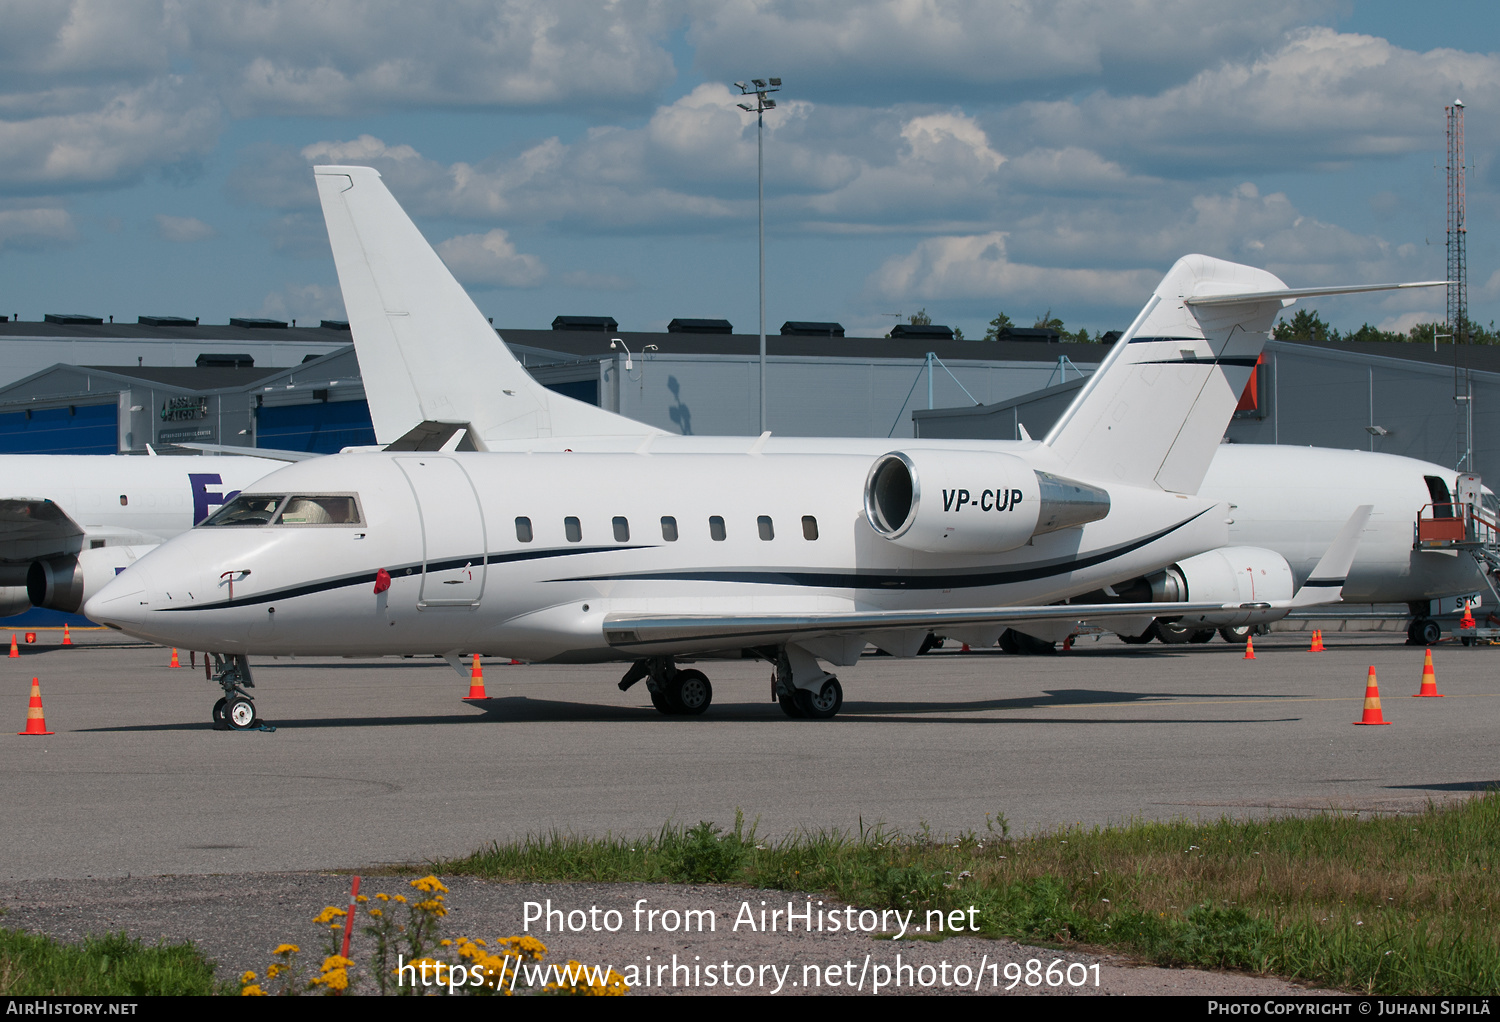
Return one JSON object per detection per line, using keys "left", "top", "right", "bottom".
{"left": 1, "top": 309, "right": 1493, "bottom": 492}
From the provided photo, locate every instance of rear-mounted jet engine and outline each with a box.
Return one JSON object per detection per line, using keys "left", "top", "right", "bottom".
{"left": 863, "top": 450, "right": 1110, "bottom": 553}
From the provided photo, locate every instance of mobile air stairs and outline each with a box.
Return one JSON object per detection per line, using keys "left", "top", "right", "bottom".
{"left": 1413, "top": 472, "right": 1500, "bottom": 645}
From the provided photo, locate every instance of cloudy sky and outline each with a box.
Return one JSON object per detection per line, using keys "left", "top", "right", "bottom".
{"left": 1, "top": 1, "right": 1496, "bottom": 340}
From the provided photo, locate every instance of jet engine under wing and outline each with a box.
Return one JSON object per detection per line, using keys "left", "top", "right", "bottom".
{"left": 602, "top": 599, "right": 1241, "bottom": 653}
{"left": 0, "top": 499, "right": 84, "bottom": 561}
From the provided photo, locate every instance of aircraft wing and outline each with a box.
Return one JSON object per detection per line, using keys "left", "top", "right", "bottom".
{"left": 0, "top": 499, "right": 85, "bottom": 559}
{"left": 1289, "top": 504, "right": 1372, "bottom": 606}
{"left": 602, "top": 599, "right": 1239, "bottom": 651}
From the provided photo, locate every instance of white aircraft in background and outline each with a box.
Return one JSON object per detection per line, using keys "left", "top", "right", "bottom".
{"left": 84, "top": 165, "right": 1439, "bottom": 729}
{"left": 0, "top": 453, "right": 294, "bottom": 617}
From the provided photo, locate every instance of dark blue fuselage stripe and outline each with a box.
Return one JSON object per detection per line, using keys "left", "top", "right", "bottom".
{"left": 555, "top": 510, "right": 1214, "bottom": 591}
{"left": 158, "top": 508, "right": 1212, "bottom": 611}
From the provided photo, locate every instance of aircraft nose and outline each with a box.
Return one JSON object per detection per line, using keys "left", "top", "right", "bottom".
{"left": 84, "top": 561, "right": 151, "bottom": 628}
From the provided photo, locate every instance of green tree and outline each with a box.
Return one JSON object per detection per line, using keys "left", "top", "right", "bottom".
{"left": 983, "top": 311, "right": 1013, "bottom": 341}
{"left": 907, "top": 308, "right": 932, "bottom": 326}
{"left": 1272, "top": 309, "right": 1331, "bottom": 342}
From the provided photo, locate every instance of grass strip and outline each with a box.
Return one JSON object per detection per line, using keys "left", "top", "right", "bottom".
{"left": 0, "top": 929, "right": 224, "bottom": 996}
{"left": 417, "top": 795, "right": 1500, "bottom": 996}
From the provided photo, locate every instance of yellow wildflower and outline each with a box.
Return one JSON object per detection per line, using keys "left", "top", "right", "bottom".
{"left": 368, "top": 908, "right": 382, "bottom": 918}
{"left": 375, "top": 893, "right": 390, "bottom": 902}
{"left": 266, "top": 964, "right": 281, "bottom": 979}
{"left": 240, "top": 971, "right": 256, "bottom": 985}
{"left": 409, "top": 875, "right": 449, "bottom": 894}
{"left": 240, "top": 985, "right": 266, "bottom": 997}
{"left": 273, "top": 944, "right": 300, "bottom": 956}
{"left": 311, "top": 906, "right": 347, "bottom": 925}
{"left": 394, "top": 895, "right": 407, "bottom": 903}
{"left": 355, "top": 894, "right": 369, "bottom": 903}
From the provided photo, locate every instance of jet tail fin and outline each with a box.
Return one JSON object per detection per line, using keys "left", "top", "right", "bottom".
{"left": 1290, "top": 504, "right": 1373, "bottom": 607}
{"left": 313, "top": 165, "right": 660, "bottom": 446}
{"left": 1044, "top": 255, "right": 1443, "bottom": 494}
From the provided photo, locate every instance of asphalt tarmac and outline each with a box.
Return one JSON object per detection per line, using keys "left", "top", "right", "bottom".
{"left": 3, "top": 629, "right": 1496, "bottom": 882}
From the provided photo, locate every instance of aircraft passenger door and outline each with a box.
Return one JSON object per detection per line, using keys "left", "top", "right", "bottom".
{"left": 395, "top": 457, "right": 488, "bottom": 608}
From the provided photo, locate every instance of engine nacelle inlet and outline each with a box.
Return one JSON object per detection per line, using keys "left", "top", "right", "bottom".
{"left": 863, "top": 450, "right": 1109, "bottom": 553}
{"left": 28, "top": 545, "right": 155, "bottom": 615}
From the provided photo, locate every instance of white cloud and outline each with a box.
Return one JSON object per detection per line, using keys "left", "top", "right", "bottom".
{"left": 686, "top": 0, "right": 1335, "bottom": 99}
{"left": 1375, "top": 311, "right": 1443, "bottom": 335}
{"left": 250, "top": 282, "right": 346, "bottom": 324}
{"left": 154, "top": 213, "right": 215, "bottom": 242}
{"left": 435, "top": 228, "right": 546, "bottom": 287}
{"left": 870, "top": 231, "right": 1159, "bottom": 307}
{"left": 0, "top": 206, "right": 77, "bottom": 250}
{"left": 0, "top": 79, "right": 219, "bottom": 189}
{"left": 1010, "top": 28, "right": 1500, "bottom": 173}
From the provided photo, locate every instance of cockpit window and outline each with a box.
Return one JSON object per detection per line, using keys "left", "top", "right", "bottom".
{"left": 277, "top": 495, "right": 361, "bottom": 526}
{"left": 202, "top": 495, "right": 285, "bottom": 526}
{"left": 200, "top": 494, "right": 362, "bottom": 527}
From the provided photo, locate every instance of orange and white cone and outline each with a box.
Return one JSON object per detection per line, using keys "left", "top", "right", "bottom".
{"left": 7, "top": 635, "right": 16, "bottom": 659}
{"left": 168, "top": 648, "right": 181, "bottom": 669}
{"left": 1243, "top": 635, "right": 1256, "bottom": 660}
{"left": 1309, "top": 629, "right": 1325, "bottom": 652}
{"left": 62, "top": 624, "right": 72, "bottom": 646}
{"left": 1414, "top": 649, "right": 1443, "bottom": 697}
{"left": 1354, "top": 666, "right": 1392, "bottom": 725}
{"left": 17, "top": 677, "right": 54, "bottom": 736}
{"left": 463, "top": 654, "right": 487, "bottom": 700}
{"left": 1460, "top": 601, "right": 1476, "bottom": 630}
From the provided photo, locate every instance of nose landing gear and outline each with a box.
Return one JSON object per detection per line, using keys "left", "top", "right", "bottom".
{"left": 208, "top": 653, "right": 261, "bottom": 730}
{"left": 620, "top": 657, "right": 714, "bottom": 716}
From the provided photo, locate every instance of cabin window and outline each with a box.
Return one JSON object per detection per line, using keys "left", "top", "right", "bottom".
{"left": 757, "top": 515, "right": 774, "bottom": 541}
{"left": 277, "top": 495, "right": 361, "bottom": 526}
{"left": 119, "top": 495, "right": 128, "bottom": 506}
{"left": 565, "top": 516, "right": 582, "bottom": 542}
{"left": 802, "top": 515, "right": 819, "bottom": 540}
{"left": 709, "top": 516, "right": 726, "bottom": 541}
{"left": 613, "top": 516, "right": 630, "bottom": 542}
{"left": 202, "top": 495, "right": 285, "bottom": 526}
{"left": 515, "top": 517, "right": 533, "bottom": 542}
{"left": 661, "top": 516, "right": 678, "bottom": 541}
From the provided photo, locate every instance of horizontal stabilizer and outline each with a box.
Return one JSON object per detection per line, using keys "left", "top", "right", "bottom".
{"left": 1291, "top": 504, "right": 1372, "bottom": 607}
{"left": 1184, "top": 281, "right": 1446, "bottom": 307}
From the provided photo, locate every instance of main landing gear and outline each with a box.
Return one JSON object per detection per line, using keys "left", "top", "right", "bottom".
{"left": 1406, "top": 601, "right": 1441, "bottom": 646}
{"left": 773, "top": 646, "right": 843, "bottom": 720}
{"left": 208, "top": 653, "right": 260, "bottom": 730}
{"left": 619, "top": 657, "right": 713, "bottom": 716}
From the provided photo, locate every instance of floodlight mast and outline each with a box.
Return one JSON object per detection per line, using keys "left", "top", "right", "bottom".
{"left": 736, "top": 76, "right": 781, "bottom": 432}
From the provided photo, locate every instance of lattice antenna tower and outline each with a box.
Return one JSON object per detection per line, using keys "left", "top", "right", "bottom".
{"left": 1447, "top": 100, "right": 1467, "bottom": 344}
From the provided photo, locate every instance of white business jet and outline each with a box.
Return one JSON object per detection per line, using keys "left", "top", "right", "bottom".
{"left": 0, "top": 452, "right": 295, "bottom": 618}
{"left": 84, "top": 166, "right": 1436, "bottom": 728}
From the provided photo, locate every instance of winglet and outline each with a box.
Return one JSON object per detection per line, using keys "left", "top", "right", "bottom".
{"left": 1291, "top": 504, "right": 1373, "bottom": 607}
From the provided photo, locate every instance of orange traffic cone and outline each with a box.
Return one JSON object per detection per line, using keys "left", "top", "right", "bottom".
{"left": 509, "top": 658, "right": 521, "bottom": 666}
{"left": 62, "top": 624, "right": 72, "bottom": 646}
{"left": 1414, "top": 649, "right": 1443, "bottom": 697}
{"left": 1460, "top": 601, "right": 1476, "bottom": 630}
{"left": 1243, "top": 635, "right": 1256, "bottom": 660}
{"left": 961, "top": 643, "right": 970, "bottom": 653}
{"left": 7, "top": 635, "right": 16, "bottom": 658}
{"left": 168, "top": 648, "right": 181, "bottom": 669}
{"left": 463, "top": 654, "right": 487, "bottom": 700}
{"left": 17, "top": 677, "right": 54, "bottom": 735}
{"left": 1309, "top": 629, "right": 1325, "bottom": 652}
{"left": 1354, "top": 666, "right": 1392, "bottom": 725}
